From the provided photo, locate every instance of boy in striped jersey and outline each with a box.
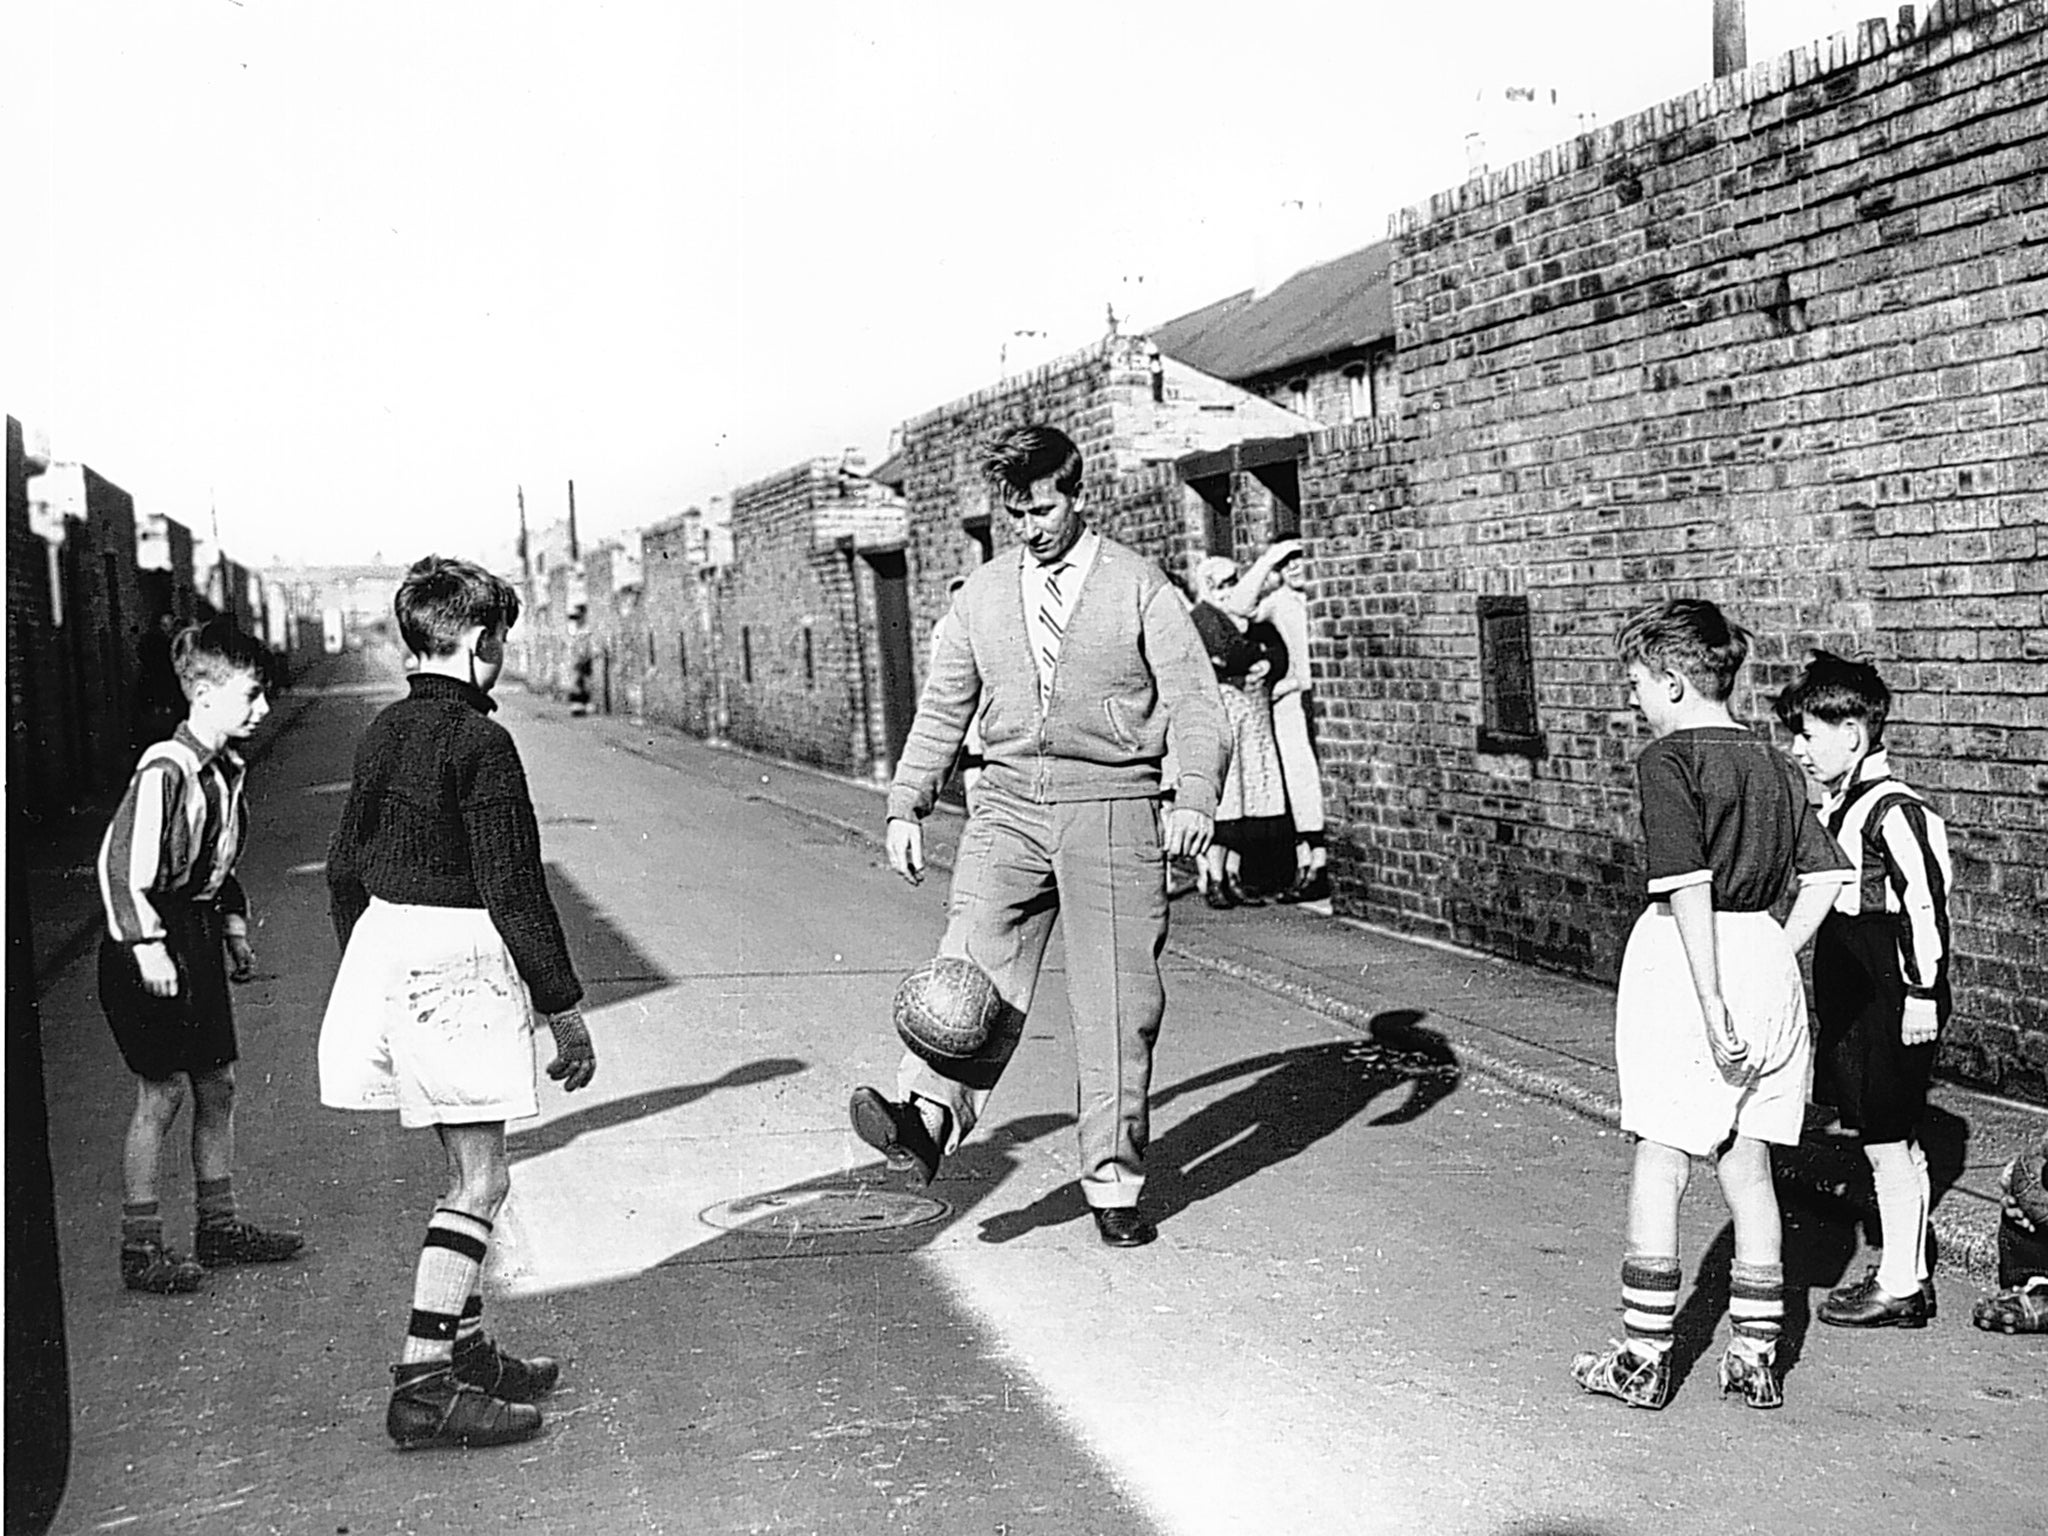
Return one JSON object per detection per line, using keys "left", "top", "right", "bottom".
{"left": 96, "top": 619, "right": 304, "bottom": 1294}
{"left": 1776, "top": 651, "right": 1954, "bottom": 1329}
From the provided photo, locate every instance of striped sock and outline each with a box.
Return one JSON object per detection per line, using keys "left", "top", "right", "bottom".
{"left": 1622, "top": 1255, "right": 1681, "bottom": 1357}
{"left": 457, "top": 1294, "right": 485, "bottom": 1349}
{"left": 196, "top": 1176, "right": 236, "bottom": 1230}
{"left": 122, "top": 1201, "right": 164, "bottom": 1248}
{"left": 1729, "top": 1260, "right": 1785, "bottom": 1360}
{"left": 398, "top": 1208, "right": 493, "bottom": 1366}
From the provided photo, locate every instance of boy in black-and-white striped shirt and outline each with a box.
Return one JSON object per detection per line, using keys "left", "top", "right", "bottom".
{"left": 1776, "top": 650, "right": 1954, "bottom": 1329}
{"left": 96, "top": 619, "right": 304, "bottom": 1294}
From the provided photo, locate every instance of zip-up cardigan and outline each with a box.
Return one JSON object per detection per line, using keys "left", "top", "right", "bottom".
{"left": 888, "top": 535, "right": 1228, "bottom": 822}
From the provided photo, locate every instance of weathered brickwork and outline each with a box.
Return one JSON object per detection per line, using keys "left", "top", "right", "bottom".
{"left": 1307, "top": 0, "right": 2047, "bottom": 1095}
{"left": 715, "top": 460, "right": 906, "bottom": 774}
{"left": 638, "top": 513, "right": 727, "bottom": 740}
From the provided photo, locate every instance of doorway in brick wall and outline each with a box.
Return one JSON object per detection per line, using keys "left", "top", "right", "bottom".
{"left": 865, "top": 551, "right": 917, "bottom": 773}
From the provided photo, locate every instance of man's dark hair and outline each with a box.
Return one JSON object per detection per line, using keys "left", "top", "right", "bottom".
{"left": 395, "top": 555, "right": 522, "bottom": 658}
{"left": 171, "top": 618, "right": 269, "bottom": 695}
{"left": 980, "top": 424, "right": 1084, "bottom": 503}
{"left": 1772, "top": 648, "right": 1890, "bottom": 746}
{"left": 1613, "top": 597, "right": 1750, "bottom": 703}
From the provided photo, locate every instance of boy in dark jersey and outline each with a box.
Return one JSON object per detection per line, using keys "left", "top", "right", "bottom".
{"left": 1571, "top": 599, "right": 1850, "bottom": 1411}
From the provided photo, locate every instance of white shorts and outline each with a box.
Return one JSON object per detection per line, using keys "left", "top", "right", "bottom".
{"left": 1615, "top": 906, "right": 1812, "bottom": 1156}
{"left": 318, "top": 900, "right": 540, "bottom": 1129}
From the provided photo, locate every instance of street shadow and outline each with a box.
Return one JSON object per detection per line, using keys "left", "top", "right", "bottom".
{"left": 1666, "top": 1200, "right": 1859, "bottom": 1396}
{"left": 977, "top": 1011, "right": 1462, "bottom": 1243}
{"left": 507, "top": 1058, "right": 808, "bottom": 1161}
{"left": 543, "top": 862, "right": 672, "bottom": 1011}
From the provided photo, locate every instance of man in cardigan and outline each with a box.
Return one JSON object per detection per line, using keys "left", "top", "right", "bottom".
{"left": 850, "top": 424, "right": 1227, "bottom": 1247}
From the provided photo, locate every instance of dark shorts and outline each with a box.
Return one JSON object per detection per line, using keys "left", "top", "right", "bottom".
{"left": 98, "top": 902, "right": 238, "bottom": 1082}
{"left": 1812, "top": 910, "right": 1944, "bottom": 1143}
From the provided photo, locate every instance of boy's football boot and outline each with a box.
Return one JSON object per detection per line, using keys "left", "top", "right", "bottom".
{"left": 1569, "top": 1340, "right": 1671, "bottom": 1410}
{"left": 453, "top": 1334, "right": 561, "bottom": 1403}
{"left": 1717, "top": 1345, "right": 1784, "bottom": 1410}
{"left": 196, "top": 1218, "right": 306, "bottom": 1267}
{"left": 121, "top": 1240, "right": 205, "bottom": 1295}
{"left": 387, "top": 1363, "right": 542, "bottom": 1450}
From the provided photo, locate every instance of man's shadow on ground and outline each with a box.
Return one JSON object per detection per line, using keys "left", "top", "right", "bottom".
{"left": 1666, "top": 1102, "right": 1969, "bottom": 1396}
{"left": 978, "top": 1010, "right": 1462, "bottom": 1243}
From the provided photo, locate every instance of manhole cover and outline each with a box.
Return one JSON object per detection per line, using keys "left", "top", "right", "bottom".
{"left": 699, "top": 1188, "right": 948, "bottom": 1237}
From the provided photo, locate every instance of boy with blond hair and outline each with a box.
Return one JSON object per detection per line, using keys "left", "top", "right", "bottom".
{"left": 1572, "top": 599, "right": 1851, "bottom": 1410}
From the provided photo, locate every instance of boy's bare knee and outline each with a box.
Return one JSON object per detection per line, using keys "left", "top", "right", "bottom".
{"left": 191, "top": 1065, "right": 237, "bottom": 1108}
{"left": 135, "top": 1077, "right": 188, "bottom": 1123}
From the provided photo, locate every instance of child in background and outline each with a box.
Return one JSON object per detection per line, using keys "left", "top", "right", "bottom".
{"left": 1572, "top": 599, "right": 1851, "bottom": 1411}
{"left": 1775, "top": 650, "right": 1952, "bottom": 1329}
{"left": 96, "top": 619, "right": 305, "bottom": 1293}
{"left": 1973, "top": 1133, "right": 2048, "bottom": 1335}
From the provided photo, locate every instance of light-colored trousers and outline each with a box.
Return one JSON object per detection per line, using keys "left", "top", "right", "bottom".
{"left": 1273, "top": 690, "right": 1324, "bottom": 837}
{"left": 897, "top": 783, "right": 1166, "bottom": 1209}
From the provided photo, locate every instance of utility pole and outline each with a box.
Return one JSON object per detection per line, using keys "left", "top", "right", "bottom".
{"left": 567, "top": 480, "right": 580, "bottom": 562}
{"left": 516, "top": 485, "right": 531, "bottom": 581}
{"left": 1713, "top": 0, "right": 1747, "bottom": 77}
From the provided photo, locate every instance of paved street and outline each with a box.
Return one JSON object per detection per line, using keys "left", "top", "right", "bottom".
{"left": 22, "top": 645, "right": 2046, "bottom": 1536}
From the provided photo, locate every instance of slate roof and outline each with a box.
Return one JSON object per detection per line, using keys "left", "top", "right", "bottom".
{"left": 1146, "top": 238, "right": 1394, "bottom": 384}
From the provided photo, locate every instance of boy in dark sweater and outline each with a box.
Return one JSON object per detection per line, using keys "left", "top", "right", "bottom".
{"left": 319, "top": 555, "right": 595, "bottom": 1450}
{"left": 97, "top": 619, "right": 305, "bottom": 1293}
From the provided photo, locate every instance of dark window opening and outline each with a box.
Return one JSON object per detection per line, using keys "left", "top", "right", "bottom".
{"left": 802, "top": 626, "right": 815, "bottom": 688}
{"left": 1251, "top": 460, "right": 1301, "bottom": 542}
{"left": 741, "top": 626, "right": 753, "bottom": 683}
{"left": 647, "top": 631, "right": 656, "bottom": 667}
{"left": 1191, "top": 474, "right": 1232, "bottom": 555}
{"left": 1478, "top": 595, "right": 1545, "bottom": 757}
{"left": 678, "top": 630, "right": 688, "bottom": 675}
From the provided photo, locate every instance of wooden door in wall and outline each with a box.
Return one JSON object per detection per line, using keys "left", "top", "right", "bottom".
{"left": 867, "top": 551, "right": 917, "bottom": 772}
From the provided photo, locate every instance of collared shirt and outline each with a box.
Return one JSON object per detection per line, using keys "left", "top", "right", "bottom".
{"left": 1818, "top": 750, "right": 1953, "bottom": 996}
{"left": 97, "top": 723, "right": 251, "bottom": 944}
{"left": 1022, "top": 528, "right": 1100, "bottom": 704}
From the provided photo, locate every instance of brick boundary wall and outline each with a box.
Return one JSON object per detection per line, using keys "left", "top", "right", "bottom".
{"left": 1306, "top": 0, "right": 2047, "bottom": 1097}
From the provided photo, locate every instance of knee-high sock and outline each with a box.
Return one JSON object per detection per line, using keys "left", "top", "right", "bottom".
{"left": 1622, "top": 1255, "right": 1681, "bottom": 1357}
{"left": 1870, "top": 1141, "right": 1926, "bottom": 1297}
{"left": 400, "top": 1207, "right": 493, "bottom": 1366}
{"left": 1729, "top": 1260, "right": 1785, "bottom": 1359}
{"left": 1909, "top": 1140, "right": 1931, "bottom": 1284}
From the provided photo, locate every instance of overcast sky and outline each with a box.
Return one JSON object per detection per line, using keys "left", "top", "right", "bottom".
{"left": 6, "top": 0, "right": 1872, "bottom": 569}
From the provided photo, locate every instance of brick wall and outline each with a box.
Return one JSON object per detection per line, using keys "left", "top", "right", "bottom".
{"left": 69, "top": 468, "right": 145, "bottom": 791}
{"left": 717, "top": 460, "right": 906, "bottom": 773}
{"left": 1306, "top": 0, "right": 2047, "bottom": 1096}
{"left": 639, "top": 514, "right": 727, "bottom": 739}
{"left": 6, "top": 416, "right": 66, "bottom": 822}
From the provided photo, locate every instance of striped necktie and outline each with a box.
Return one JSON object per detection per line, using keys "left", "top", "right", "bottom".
{"left": 1037, "top": 560, "right": 1071, "bottom": 680}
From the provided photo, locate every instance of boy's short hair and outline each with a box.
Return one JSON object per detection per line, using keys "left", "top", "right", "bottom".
{"left": 395, "top": 555, "right": 522, "bottom": 658}
{"left": 1772, "top": 648, "right": 1890, "bottom": 745}
{"left": 172, "top": 619, "right": 269, "bottom": 697}
{"left": 1613, "top": 597, "right": 1750, "bottom": 702}
{"left": 981, "top": 424, "right": 1084, "bottom": 504}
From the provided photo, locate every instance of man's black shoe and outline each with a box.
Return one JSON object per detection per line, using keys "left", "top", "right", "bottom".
{"left": 1277, "top": 870, "right": 1332, "bottom": 905}
{"left": 849, "top": 1087, "right": 941, "bottom": 1186}
{"left": 1092, "top": 1207, "right": 1157, "bottom": 1247}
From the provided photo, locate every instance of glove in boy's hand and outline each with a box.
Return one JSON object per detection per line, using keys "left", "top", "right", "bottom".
{"left": 544, "top": 1006, "right": 597, "bottom": 1092}
{"left": 226, "top": 934, "right": 257, "bottom": 983}
{"left": 1701, "top": 997, "right": 1755, "bottom": 1084}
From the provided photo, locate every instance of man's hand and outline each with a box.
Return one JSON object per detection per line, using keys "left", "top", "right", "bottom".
{"left": 887, "top": 817, "right": 925, "bottom": 886}
{"left": 1701, "top": 995, "right": 1754, "bottom": 1083}
{"left": 1901, "top": 995, "right": 1940, "bottom": 1047}
{"left": 544, "top": 1006, "right": 597, "bottom": 1092}
{"left": 226, "top": 934, "right": 257, "bottom": 983}
{"left": 1162, "top": 807, "right": 1214, "bottom": 862}
{"left": 135, "top": 942, "right": 180, "bottom": 998}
